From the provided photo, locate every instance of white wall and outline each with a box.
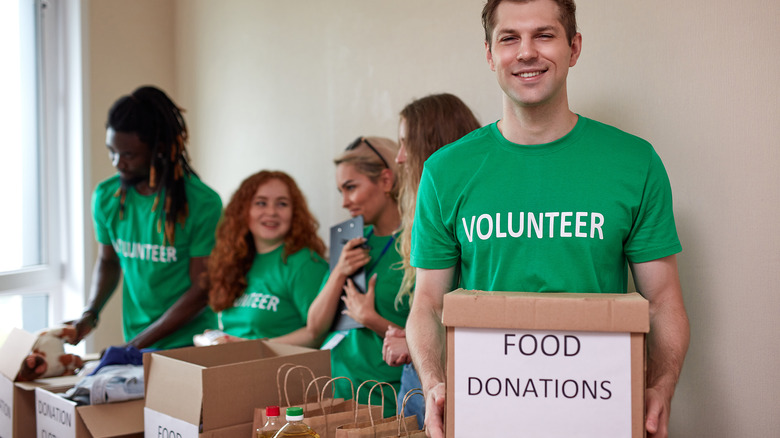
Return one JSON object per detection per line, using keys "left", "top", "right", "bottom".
{"left": 84, "top": 0, "right": 177, "bottom": 352}
{"left": 84, "top": 0, "right": 780, "bottom": 435}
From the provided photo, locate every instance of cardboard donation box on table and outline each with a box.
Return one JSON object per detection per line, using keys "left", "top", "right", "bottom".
{"left": 443, "top": 290, "right": 649, "bottom": 438}
{"left": 143, "top": 339, "right": 331, "bottom": 438}
{"left": 1, "top": 328, "right": 144, "bottom": 438}
{"left": 34, "top": 387, "right": 144, "bottom": 438}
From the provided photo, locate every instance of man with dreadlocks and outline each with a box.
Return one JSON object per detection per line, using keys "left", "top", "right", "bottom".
{"left": 70, "top": 85, "right": 222, "bottom": 350}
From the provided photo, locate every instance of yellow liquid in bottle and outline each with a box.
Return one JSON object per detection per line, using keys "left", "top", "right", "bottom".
{"left": 272, "top": 424, "right": 320, "bottom": 437}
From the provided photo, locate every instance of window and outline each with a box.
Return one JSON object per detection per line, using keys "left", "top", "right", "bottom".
{"left": 0, "top": 0, "right": 85, "bottom": 344}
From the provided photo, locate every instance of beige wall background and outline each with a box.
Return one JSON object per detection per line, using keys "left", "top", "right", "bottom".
{"left": 83, "top": 0, "right": 780, "bottom": 435}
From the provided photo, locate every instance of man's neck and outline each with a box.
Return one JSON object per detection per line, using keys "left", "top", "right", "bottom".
{"left": 499, "top": 98, "right": 578, "bottom": 146}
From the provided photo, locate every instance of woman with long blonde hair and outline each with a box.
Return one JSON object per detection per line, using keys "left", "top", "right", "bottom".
{"left": 384, "top": 93, "right": 481, "bottom": 426}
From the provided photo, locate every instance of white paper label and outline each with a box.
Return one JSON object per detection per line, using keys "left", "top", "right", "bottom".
{"left": 35, "top": 388, "right": 76, "bottom": 438}
{"left": 144, "top": 407, "right": 200, "bottom": 438}
{"left": 0, "top": 376, "right": 13, "bottom": 438}
{"left": 453, "top": 328, "right": 632, "bottom": 438}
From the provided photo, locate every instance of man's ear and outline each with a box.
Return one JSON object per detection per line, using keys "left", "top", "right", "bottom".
{"left": 569, "top": 32, "right": 583, "bottom": 67}
{"left": 485, "top": 40, "right": 496, "bottom": 71}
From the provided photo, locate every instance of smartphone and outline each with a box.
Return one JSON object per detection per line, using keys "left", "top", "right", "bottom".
{"left": 329, "top": 216, "right": 366, "bottom": 331}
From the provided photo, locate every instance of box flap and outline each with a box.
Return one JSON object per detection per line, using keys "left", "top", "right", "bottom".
{"left": 15, "top": 374, "right": 83, "bottom": 392}
{"left": 77, "top": 399, "right": 145, "bottom": 438}
{"left": 0, "top": 328, "right": 35, "bottom": 380}
{"left": 442, "top": 290, "right": 649, "bottom": 333}
{"left": 145, "top": 352, "right": 204, "bottom": 425}
{"left": 200, "top": 341, "right": 330, "bottom": 431}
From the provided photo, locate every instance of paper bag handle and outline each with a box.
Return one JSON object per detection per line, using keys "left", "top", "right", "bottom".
{"left": 276, "top": 363, "right": 316, "bottom": 407}
{"left": 367, "top": 382, "right": 398, "bottom": 426}
{"left": 398, "top": 389, "right": 425, "bottom": 436}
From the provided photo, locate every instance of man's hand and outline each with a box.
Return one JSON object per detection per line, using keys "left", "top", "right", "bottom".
{"left": 63, "top": 314, "right": 97, "bottom": 345}
{"left": 646, "top": 385, "right": 673, "bottom": 437}
{"left": 424, "top": 382, "right": 446, "bottom": 438}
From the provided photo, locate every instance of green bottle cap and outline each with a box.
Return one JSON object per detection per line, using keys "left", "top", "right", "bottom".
{"left": 286, "top": 407, "right": 303, "bottom": 416}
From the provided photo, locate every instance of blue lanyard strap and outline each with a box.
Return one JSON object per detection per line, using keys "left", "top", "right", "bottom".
{"left": 364, "top": 228, "right": 396, "bottom": 277}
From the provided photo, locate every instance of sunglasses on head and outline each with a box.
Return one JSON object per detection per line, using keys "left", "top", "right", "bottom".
{"left": 345, "top": 137, "right": 390, "bottom": 169}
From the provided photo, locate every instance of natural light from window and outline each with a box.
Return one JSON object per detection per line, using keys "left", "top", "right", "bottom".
{"left": 0, "top": 0, "right": 41, "bottom": 274}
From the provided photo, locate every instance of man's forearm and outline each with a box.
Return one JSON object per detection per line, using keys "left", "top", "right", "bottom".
{"left": 647, "top": 293, "right": 690, "bottom": 393}
{"left": 129, "top": 285, "right": 208, "bottom": 348}
{"left": 407, "top": 295, "right": 447, "bottom": 394}
{"left": 86, "top": 256, "right": 121, "bottom": 316}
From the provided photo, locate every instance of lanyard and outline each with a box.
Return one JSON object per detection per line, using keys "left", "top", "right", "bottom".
{"left": 364, "top": 228, "right": 396, "bottom": 276}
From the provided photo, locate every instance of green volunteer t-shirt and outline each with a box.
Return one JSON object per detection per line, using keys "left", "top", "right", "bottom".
{"left": 322, "top": 226, "right": 409, "bottom": 417}
{"left": 92, "top": 174, "right": 222, "bottom": 349}
{"left": 218, "top": 245, "right": 328, "bottom": 339}
{"left": 411, "top": 116, "right": 681, "bottom": 293}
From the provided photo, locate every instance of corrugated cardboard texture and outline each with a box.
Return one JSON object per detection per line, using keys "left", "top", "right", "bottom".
{"left": 75, "top": 398, "right": 144, "bottom": 438}
{"left": 198, "top": 421, "right": 252, "bottom": 438}
{"left": 11, "top": 373, "right": 82, "bottom": 438}
{"left": 144, "top": 339, "right": 330, "bottom": 432}
{"left": 442, "top": 290, "right": 650, "bottom": 333}
{"left": 443, "top": 290, "right": 649, "bottom": 438}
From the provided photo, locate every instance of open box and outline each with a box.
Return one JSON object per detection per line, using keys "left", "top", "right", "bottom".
{"left": 443, "top": 290, "right": 649, "bottom": 438}
{"left": 143, "top": 339, "right": 331, "bottom": 437}
{"left": 1, "top": 327, "right": 143, "bottom": 438}
{"left": 35, "top": 386, "right": 144, "bottom": 438}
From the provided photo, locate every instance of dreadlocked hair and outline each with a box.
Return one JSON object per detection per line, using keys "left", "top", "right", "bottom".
{"left": 207, "top": 171, "right": 326, "bottom": 312}
{"left": 107, "top": 85, "right": 195, "bottom": 245}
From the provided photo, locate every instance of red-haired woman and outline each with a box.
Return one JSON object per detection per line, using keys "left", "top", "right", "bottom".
{"left": 206, "top": 170, "right": 328, "bottom": 346}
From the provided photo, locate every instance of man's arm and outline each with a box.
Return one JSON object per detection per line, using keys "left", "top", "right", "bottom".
{"left": 67, "top": 244, "right": 122, "bottom": 345}
{"left": 127, "top": 256, "right": 211, "bottom": 349}
{"left": 630, "top": 254, "right": 690, "bottom": 438}
{"left": 406, "top": 266, "right": 456, "bottom": 438}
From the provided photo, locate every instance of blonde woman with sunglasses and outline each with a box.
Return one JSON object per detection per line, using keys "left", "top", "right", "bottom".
{"left": 307, "top": 136, "right": 407, "bottom": 417}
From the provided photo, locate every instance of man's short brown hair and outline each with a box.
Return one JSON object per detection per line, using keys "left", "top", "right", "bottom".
{"left": 482, "top": 0, "right": 578, "bottom": 48}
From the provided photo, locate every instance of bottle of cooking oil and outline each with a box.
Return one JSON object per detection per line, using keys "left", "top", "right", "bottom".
{"left": 271, "top": 407, "right": 320, "bottom": 437}
{"left": 256, "top": 405, "right": 282, "bottom": 438}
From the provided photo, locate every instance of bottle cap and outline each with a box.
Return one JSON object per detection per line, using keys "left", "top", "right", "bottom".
{"left": 286, "top": 407, "right": 304, "bottom": 421}
{"left": 266, "top": 405, "right": 280, "bottom": 417}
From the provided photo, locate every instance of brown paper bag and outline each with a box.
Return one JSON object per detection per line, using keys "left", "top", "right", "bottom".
{"left": 394, "top": 389, "right": 426, "bottom": 438}
{"left": 258, "top": 374, "right": 383, "bottom": 438}
{"left": 335, "top": 382, "right": 419, "bottom": 438}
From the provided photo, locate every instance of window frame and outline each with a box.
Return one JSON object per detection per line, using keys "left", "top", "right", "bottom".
{"left": 0, "top": 0, "right": 87, "bottom": 336}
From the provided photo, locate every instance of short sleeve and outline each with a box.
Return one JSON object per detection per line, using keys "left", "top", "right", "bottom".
{"left": 624, "top": 150, "right": 682, "bottom": 263}
{"left": 410, "top": 165, "right": 460, "bottom": 269}
{"left": 290, "top": 252, "right": 329, "bottom": 320}
{"left": 92, "top": 188, "right": 112, "bottom": 245}
{"left": 188, "top": 193, "right": 223, "bottom": 257}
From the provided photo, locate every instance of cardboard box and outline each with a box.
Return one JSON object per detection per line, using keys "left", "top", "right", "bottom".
{"left": 143, "top": 339, "right": 331, "bottom": 437}
{"left": 1, "top": 329, "right": 82, "bottom": 438}
{"left": 35, "top": 386, "right": 144, "bottom": 438}
{"left": 1, "top": 328, "right": 143, "bottom": 438}
{"left": 442, "top": 290, "right": 649, "bottom": 438}
{"left": 0, "top": 328, "right": 36, "bottom": 438}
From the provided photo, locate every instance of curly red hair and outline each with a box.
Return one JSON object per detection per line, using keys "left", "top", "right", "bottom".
{"left": 208, "top": 170, "right": 326, "bottom": 312}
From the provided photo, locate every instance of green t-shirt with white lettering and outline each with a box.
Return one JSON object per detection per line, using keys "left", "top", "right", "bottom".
{"left": 218, "top": 245, "right": 328, "bottom": 339}
{"left": 92, "top": 174, "right": 222, "bottom": 349}
{"left": 322, "top": 226, "right": 409, "bottom": 417}
{"left": 411, "top": 116, "right": 681, "bottom": 293}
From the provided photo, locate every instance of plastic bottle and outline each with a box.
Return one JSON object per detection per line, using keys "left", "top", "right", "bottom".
{"left": 256, "top": 405, "right": 282, "bottom": 438}
{"left": 271, "top": 407, "right": 320, "bottom": 438}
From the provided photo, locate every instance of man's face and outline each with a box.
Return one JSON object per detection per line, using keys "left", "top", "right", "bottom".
{"left": 486, "top": 0, "right": 581, "bottom": 109}
{"left": 105, "top": 127, "right": 152, "bottom": 186}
